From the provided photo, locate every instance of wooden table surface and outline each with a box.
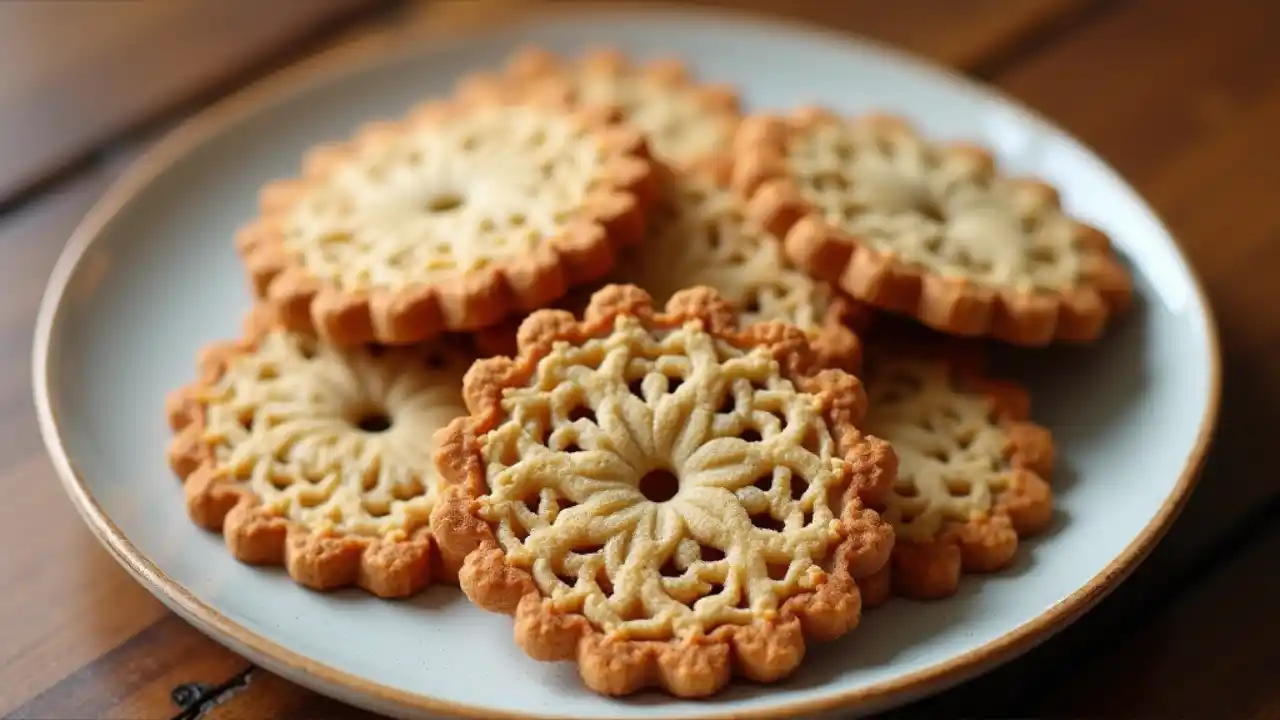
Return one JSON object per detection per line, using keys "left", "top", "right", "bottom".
{"left": 0, "top": 0, "right": 1272, "bottom": 717}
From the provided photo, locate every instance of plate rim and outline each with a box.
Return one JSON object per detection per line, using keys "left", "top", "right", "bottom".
{"left": 31, "top": 3, "right": 1223, "bottom": 719}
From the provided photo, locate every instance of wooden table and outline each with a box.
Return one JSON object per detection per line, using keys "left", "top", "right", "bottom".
{"left": 1, "top": 0, "right": 1272, "bottom": 717}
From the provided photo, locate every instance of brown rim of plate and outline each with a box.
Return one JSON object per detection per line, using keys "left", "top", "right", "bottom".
{"left": 30, "top": 3, "right": 1222, "bottom": 719}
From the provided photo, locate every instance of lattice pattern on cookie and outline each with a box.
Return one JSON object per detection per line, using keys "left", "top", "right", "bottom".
{"left": 734, "top": 108, "right": 1133, "bottom": 346}
{"left": 431, "top": 285, "right": 896, "bottom": 698}
{"left": 475, "top": 159, "right": 869, "bottom": 370}
{"left": 484, "top": 315, "right": 849, "bottom": 637}
{"left": 458, "top": 46, "right": 741, "bottom": 167}
{"left": 860, "top": 345, "right": 1054, "bottom": 600}
{"left": 625, "top": 159, "right": 865, "bottom": 369}
{"left": 167, "top": 310, "right": 472, "bottom": 597}
{"left": 238, "top": 91, "right": 654, "bottom": 346}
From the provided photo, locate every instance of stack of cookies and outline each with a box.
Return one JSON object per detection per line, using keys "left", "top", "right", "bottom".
{"left": 166, "top": 47, "right": 1133, "bottom": 698}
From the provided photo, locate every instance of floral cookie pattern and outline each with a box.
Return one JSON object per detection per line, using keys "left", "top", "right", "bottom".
{"left": 615, "top": 158, "right": 868, "bottom": 370}
{"left": 431, "top": 284, "right": 896, "bottom": 697}
{"left": 166, "top": 309, "right": 473, "bottom": 597}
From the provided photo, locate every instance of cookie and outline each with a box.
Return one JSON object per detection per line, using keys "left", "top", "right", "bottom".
{"left": 733, "top": 108, "right": 1133, "bottom": 346}
{"left": 457, "top": 46, "right": 740, "bottom": 168}
{"left": 166, "top": 309, "right": 473, "bottom": 598}
{"left": 478, "top": 158, "right": 870, "bottom": 371}
{"left": 431, "top": 284, "right": 896, "bottom": 698}
{"left": 237, "top": 90, "right": 656, "bottom": 347}
{"left": 859, "top": 338, "right": 1054, "bottom": 600}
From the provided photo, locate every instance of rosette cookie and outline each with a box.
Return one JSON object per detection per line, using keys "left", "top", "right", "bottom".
{"left": 239, "top": 90, "right": 655, "bottom": 345}
{"left": 167, "top": 309, "right": 473, "bottom": 597}
{"left": 432, "top": 285, "right": 896, "bottom": 697}
{"left": 734, "top": 109, "right": 1132, "bottom": 346}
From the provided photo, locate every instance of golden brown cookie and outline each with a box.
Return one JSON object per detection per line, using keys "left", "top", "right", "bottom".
{"left": 457, "top": 46, "right": 741, "bottom": 168}
{"left": 237, "top": 90, "right": 656, "bottom": 347}
{"left": 477, "top": 158, "right": 870, "bottom": 371}
{"left": 166, "top": 309, "right": 474, "bottom": 598}
{"left": 733, "top": 108, "right": 1133, "bottom": 346}
{"left": 431, "top": 284, "right": 896, "bottom": 698}
{"left": 859, "top": 337, "right": 1054, "bottom": 601}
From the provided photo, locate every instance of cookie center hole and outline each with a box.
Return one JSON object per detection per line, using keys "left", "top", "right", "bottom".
{"left": 355, "top": 412, "right": 393, "bottom": 433}
{"left": 424, "top": 192, "right": 465, "bottom": 213}
{"left": 639, "top": 470, "right": 680, "bottom": 503}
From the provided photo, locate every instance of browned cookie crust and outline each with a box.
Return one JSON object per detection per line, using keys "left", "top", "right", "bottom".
{"left": 238, "top": 89, "right": 656, "bottom": 347}
{"left": 431, "top": 284, "right": 896, "bottom": 697}
{"left": 733, "top": 108, "right": 1133, "bottom": 346}
{"left": 166, "top": 308, "right": 474, "bottom": 598}
{"left": 860, "top": 334, "right": 1054, "bottom": 601}
{"left": 476, "top": 157, "right": 870, "bottom": 372}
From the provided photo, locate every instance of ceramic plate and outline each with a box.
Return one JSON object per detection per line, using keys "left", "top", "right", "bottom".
{"left": 33, "top": 4, "right": 1220, "bottom": 719}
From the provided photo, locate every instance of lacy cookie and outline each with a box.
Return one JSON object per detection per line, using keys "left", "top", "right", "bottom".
{"left": 238, "top": 91, "right": 655, "bottom": 347}
{"left": 431, "top": 284, "right": 896, "bottom": 698}
{"left": 457, "top": 46, "right": 741, "bottom": 168}
{"left": 733, "top": 108, "right": 1133, "bottom": 346}
{"left": 860, "top": 340, "right": 1054, "bottom": 600}
{"left": 166, "top": 309, "right": 473, "bottom": 598}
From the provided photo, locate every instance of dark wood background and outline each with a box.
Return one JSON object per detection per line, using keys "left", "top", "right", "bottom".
{"left": 2, "top": 0, "right": 1273, "bottom": 718}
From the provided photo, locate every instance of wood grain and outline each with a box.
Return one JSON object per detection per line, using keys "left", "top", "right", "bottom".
{"left": 8, "top": 616, "right": 247, "bottom": 720}
{"left": 203, "top": 672, "right": 380, "bottom": 720}
{"left": 0, "top": 0, "right": 1101, "bottom": 211}
{"left": 637, "top": 0, "right": 1103, "bottom": 73}
{"left": 0, "top": 0, "right": 385, "bottom": 205}
{"left": 0, "top": 158, "right": 173, "bottom": 717}
{"left": 4, "top": 0, "right": 1265, "bottom": 718}
{"left": 1028, "top": 522, "right": 1280, "bottom": 718}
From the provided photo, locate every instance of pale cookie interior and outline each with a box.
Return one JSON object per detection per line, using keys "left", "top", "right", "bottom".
{"left": 621, "top": 172, "right": 840, "bottom": 335}
{"left": 478, "top": 316, "right": 847, "bottom": 640}
{"left": 284, "top": 106, "right": 605, "bottom": 292}
{"left": 565, "top": 69, "right": 732, "bottom": 165}
{"left": 197, "top": 331, "right": 469, "bottom": 536}
{"left": 861, "top": 357, "right": 1011, "bottom": 542}
{"left": 788, "top": 122, "right": 1083, "bottom": 292}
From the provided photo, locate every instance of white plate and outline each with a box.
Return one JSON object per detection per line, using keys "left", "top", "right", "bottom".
{"left": 33, "top": 4, "right": 1220, "bottom": 719}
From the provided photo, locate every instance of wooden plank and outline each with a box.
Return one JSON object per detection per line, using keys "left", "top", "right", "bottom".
{"left": 0, "top": 157, "right": 177, "bottom": 716}
{"left": 8, "top": 616, "right": 248, "bottom": 720}
{"left": 0, "top": 0, "right": 1099, "bottom": 209}
{"left": 300, "top": 0, "right": 1102, "bottom": 73}
{"left": 203, "top": 671, "right": 380, "bottom": 720}
{"left": 1027, "top": 520, "right": 1280, "bottom": 717}
{"left": 0, "top": 0, "right": 1118, "bottom": 718}
{"left": 996, "top": 0, "right": 1280, "bottom": 190}
{"left": 0, "top": 0, "right": 385, "bottom": 205}
{"left": 663, "top": 0, "right": 1102, "bottom": 72}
